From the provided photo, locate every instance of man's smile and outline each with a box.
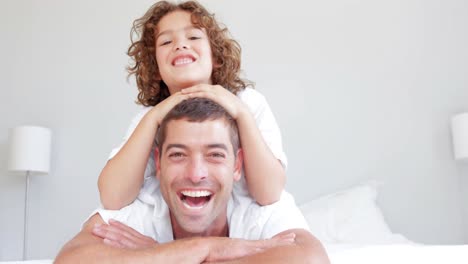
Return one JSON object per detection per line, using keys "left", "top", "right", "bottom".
{"left": 179, "top": 189, "right": 213, "bottom": 210}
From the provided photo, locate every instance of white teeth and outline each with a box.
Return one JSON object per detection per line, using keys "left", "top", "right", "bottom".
{"left": 174, "top": 57, "right": 194, "bottom": 66}
{"left": 181, "top": 190, "right": 212, "bottom": 197}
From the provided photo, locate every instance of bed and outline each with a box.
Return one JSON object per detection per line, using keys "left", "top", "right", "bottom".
{"left": 301, "top": 181, "right": 468, "bottom": 263}
{"left": 327, "top": 243, "right": 468, "bottom": 263}
{"left": 3, "top": 244, "right": 468, "bottom": 264}
{"left": 2, "top": 182, "right": 467, "bottom": 263}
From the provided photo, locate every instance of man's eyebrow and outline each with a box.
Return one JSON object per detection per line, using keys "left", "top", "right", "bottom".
{"left": 164, "top": 143, "right": 229, "bottom": 153}
{"left": 156, "top": 26, "right": 202, "bottom": 40}
{"left": 206, "top": 144, "right": 228, "bottom": 151}
{"left": 164, "top": 144, "right": 187, "bottom": 152}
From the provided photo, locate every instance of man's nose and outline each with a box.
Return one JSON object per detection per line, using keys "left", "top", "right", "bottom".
{"left": 187, "top": 157, "right": 208, "bottom": 183}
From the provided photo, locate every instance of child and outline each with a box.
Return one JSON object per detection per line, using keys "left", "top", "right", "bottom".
{"left": 98, "top": 0, "right": 287, "bottom": 212}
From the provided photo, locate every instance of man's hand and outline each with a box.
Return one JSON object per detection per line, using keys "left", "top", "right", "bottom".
{"left": 204, "top": 232, "right": 296, "bottom": 262}
{"left": 92, "top": 219, "right": 158, "bottom": 249}
{"left": 57, "top": 214, "right": 327, "bottom": 264}
{"left": 91, "top": 218, "right": 296, "bottom": 262}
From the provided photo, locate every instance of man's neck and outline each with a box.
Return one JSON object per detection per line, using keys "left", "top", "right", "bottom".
{"left": 170, "top": 212, "right": 229, "bottom": 239}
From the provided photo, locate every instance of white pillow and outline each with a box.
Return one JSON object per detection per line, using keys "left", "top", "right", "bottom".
{"left": 299, "top": 181, "right": 411, "bottom": 244}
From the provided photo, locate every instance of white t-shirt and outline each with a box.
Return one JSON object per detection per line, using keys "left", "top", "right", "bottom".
{"left": 94, "top": 191, "right": 309, "bottom": 242}
{"left": 108, "top": 88, "right": 287, "bottom": 204}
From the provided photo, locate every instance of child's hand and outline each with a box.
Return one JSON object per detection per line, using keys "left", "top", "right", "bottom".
{"left": 180, "top": 84, "right": 246, "bottom": 120}
{"left": 92, "top": 219, "right": 158, "bottom": 249}
{"left": 151, "top": 91, "right": 190, "bottom": 126}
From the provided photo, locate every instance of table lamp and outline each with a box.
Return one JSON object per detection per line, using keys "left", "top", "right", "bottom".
{"left": 451, "top": 112, "right": 468, "bottom": 161}
{"left": 7, "top": 126, "right": 52, "bottom": 260}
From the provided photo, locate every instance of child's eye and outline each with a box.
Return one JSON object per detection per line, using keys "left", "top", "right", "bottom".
{"left": 160, "top": 40, "right": 172, "bottom": 46}
{"left": 189, "top": 36, "right": 201, "bottom": 40}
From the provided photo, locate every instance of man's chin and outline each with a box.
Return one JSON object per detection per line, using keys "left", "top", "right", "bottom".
{"left": 178, "top": 219, "right": 210, "bottom": 235}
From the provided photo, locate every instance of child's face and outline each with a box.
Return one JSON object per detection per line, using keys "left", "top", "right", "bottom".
{"left": 155, "top": 10, "right": 214, "bottom": 93}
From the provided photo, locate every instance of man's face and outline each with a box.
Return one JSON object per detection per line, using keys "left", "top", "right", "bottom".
{"left": 156, "top": 118, "right": 242, "bottom": 236}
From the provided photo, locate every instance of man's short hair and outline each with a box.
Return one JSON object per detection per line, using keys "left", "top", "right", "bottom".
{"left": 156, "top": 98, "right": 240, "bottom": 154}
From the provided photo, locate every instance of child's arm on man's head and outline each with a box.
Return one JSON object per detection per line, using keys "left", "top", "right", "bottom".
{"left": 235, "top": 106, "right": 285, "bottom": 205}
{"left": 98, "top": 108, "right": 159, "bottom": 209}
{"left": 98, "top": 93, "right": 189, "bottom": 209}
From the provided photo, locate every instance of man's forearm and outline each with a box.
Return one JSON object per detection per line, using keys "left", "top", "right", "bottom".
{"left": 210, "top": 229, "right": 330, "bottom": 264}
{"left": 55, "top": 214, "right": 210, "bottom": 264}
{"left": 55, "top": 230, "right": 296, "bottom": 264}
{"left": 56, "top": 242, "right": 154, "bottom": 264}
{"left": 56, "top": 215, "right": 325, "bottom": 264}
{"left": 214, "top": 244, "right": 328, "bottom": 264}
{"left": 55, "top": 234, "right": 209, "bottom": 264}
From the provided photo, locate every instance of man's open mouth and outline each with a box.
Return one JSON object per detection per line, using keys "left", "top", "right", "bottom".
{"left": 179, "top": 190, "right": 213, "bottom": 209}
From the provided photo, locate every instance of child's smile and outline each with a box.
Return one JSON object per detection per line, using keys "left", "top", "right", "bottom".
{"left": 172, "top": 54, "right": 196, "bottom": 66}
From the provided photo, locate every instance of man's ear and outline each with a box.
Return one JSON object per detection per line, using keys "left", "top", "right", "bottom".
{"left": 155, "top": 148, "right": 161, "bottom": 180}
{"left": 233, "top": 148, "right": 243, "bottom": 182}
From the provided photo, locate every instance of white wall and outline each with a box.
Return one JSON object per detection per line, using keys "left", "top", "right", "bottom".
{"left": 1, "top": 0, "right": 467, "bottom": 260}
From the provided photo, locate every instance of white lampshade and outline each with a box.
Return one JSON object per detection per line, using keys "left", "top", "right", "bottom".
{"left": 8, "top": 126, "right": 52, "bottom": 174}
{"left": 451, "top": 112, "right": 468, "bottom": 161}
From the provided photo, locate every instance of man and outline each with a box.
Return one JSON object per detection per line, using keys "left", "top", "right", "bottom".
{"left": 55, "top": 98, "right": 329, "bottom": 263}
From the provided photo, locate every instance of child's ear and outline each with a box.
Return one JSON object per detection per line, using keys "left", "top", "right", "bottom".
{"left": 233, "top": 149, "right": 243, "bottom": 182}
{"left": 155, "top": 148, "right": 161, "bottom": 180}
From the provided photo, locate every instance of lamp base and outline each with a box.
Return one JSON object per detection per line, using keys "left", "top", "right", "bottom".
{"left": 23, "top": 171, "right": 30, "bottom": 261}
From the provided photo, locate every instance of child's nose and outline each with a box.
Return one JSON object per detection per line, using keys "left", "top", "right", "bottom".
{"left": 174, "top": 38, "right": 189, "bottom": 51}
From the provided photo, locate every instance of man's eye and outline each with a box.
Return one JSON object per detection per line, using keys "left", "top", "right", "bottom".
{"left": 169, "top": 152, "right": 184, "bottom": 158}
{"left": 209, "top": 152, "right": 225, "bottom": 158}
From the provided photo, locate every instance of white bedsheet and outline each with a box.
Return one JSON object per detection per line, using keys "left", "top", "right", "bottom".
{"left": 2, "top": 244, "right": 467, "bottom": 263}
{"left": 326, "top": 243, "right": 468, "bottom": 264}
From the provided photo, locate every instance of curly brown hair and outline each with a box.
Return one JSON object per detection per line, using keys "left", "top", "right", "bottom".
{"left": 127, "top": 1, "right": 253, "bottom": 106}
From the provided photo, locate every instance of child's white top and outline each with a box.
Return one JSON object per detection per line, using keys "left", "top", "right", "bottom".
{"left": 108, "top": 88, "right": 287, "bottom": 204}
